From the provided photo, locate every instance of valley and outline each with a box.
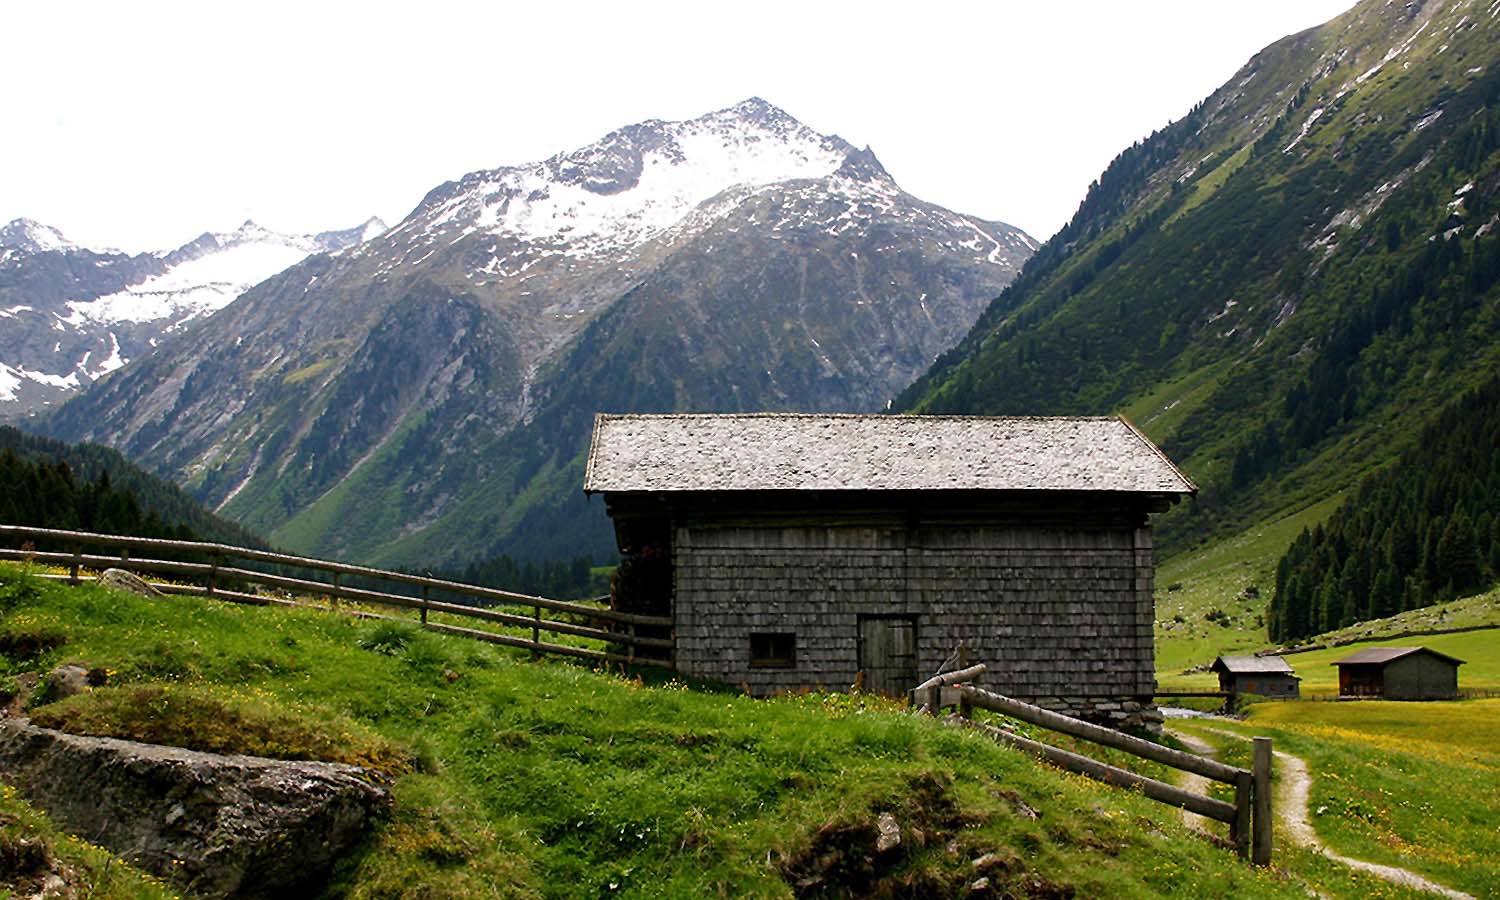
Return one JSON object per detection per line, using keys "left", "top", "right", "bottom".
{"left": 3, "top": 0, "right": 1500, "bottom": 896}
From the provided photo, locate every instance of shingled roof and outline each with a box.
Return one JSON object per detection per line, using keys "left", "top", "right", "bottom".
{"left": 1211, "top": 655, "right": 1296, "bottom": 675}
{"left": 583, "top": 413, "right": 1197, "bottom": 494}
{"left": 1331, "top": 646, "right": 1467, "bottom": 667}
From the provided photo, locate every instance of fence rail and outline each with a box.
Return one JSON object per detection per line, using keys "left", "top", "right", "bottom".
{"left": 916, "top": 659, "right": 1271, "bottom": 864}
{"left": 0, "top": 524, "right": 673, "bottom": 668}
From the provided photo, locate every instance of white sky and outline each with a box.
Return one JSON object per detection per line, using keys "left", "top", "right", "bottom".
{"left": 4, "top": 0, "right": 1355, "bottom": 253}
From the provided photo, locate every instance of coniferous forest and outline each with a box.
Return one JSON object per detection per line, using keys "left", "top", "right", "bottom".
{"left": 1269, "top": 377, "right": 1500, "bottom": 643}
{"left": 0, "top": 449, "right": 199, "bottom": 543}
{"left": 0, "top": 426, "right": 263, "bottom": 548}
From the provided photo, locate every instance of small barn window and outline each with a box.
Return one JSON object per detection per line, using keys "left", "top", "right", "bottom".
{"left": 750, "top": 633, "right": 796, "bottom": 668}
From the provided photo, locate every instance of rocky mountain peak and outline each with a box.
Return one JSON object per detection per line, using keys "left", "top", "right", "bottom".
{"left": 312, "top": 217, "right": 389, "bottom": 252}
{"left": 0, "top": 218, "right": 75, "bottom": 254}
{"left": 835, "top": 145, "right": 894, "bottom": 183}
{"left": 402, "top": 98, "right": 870, "bottom": 259}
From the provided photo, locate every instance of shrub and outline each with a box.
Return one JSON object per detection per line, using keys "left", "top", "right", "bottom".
{"left": 359, "top": 621, "right": 416, "bottom": 656}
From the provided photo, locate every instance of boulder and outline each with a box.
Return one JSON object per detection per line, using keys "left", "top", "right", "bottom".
{"left": 0, "top": 720, "right": 390, "bottom": 899}
{"left": 42, "top": 664, "right": 93, "bottom": 700}
{"left": 97, "top": 568, "right": 163, "bottom": 598}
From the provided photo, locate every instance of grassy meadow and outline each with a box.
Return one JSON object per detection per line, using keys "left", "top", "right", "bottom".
{"left": 0, "top": 562, "right": 1432, "bottom": 900}
{"left": 1173, "top": 700, "right": 1500, "bottom": 900}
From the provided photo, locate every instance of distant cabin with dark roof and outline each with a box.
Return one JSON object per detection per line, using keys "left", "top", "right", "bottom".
{"left": 583, "top": 413, "right": 1197, "bottom": 729}
{"left": 1210, "top": 655, "right": 1300, "bottom": 698}
{"left": 1331, "top": 646, "right": 1465, "bottom": 700}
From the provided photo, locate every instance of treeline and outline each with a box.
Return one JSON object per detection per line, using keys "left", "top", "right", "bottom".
{"left": 0, "top": 426, "right": 264, "bottom": 547}
{"left": 1269, "top": 378, "right": 1500, "bottom": 642}
{"left": 459, "top": 554, "right": 604, "bottom": 602}
{"left": 443, "top": 553, "right": 606, "bottom": 602}
{"left": 0, "top": 449, "right": 201, "bottom": 544}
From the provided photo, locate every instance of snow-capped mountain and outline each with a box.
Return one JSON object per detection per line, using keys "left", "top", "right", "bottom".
{"left": 0, "top": 219, "right": 76, "bottom": 254}
{"left": 0, "top": 216, "right": 385, "bottom": 416}
{"left": 47, "top": 98, "right": 1035, "bottom": 566}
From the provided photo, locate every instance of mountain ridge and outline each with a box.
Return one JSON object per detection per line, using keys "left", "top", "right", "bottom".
{"left": 44, "top": 98, "right": 1035, "bottom": 566}
{"left": 0, "top": 216, "right": 386, "bottom": 418}
{"left": 899, "top": 0, "right": 1500, "bottom": 564}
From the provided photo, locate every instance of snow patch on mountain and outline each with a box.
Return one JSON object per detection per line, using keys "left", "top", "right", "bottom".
{"left": 1, "top": 216, "right": 383, "bottom": 418}
{"left": 64, "top": 226, "right": 327, "bottom": 327}
{"left": 415, "top": 98, "right": 852, "bottom": 258}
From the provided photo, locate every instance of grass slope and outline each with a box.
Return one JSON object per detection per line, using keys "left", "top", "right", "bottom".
{"left": 1154, "top": 495, "right": 1344, "bottom": 676}
{"left": 0, "top": 564, "right": 1403, "bottom": 900}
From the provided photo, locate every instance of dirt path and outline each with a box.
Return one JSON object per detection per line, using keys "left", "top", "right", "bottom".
{"left": 1170, "top": 725, "right": 1474, "bottom": 900}
{"left": 1164, "top": 728, "right": 1220, "bottom": 837}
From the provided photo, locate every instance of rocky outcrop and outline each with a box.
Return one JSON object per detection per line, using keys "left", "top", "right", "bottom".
{"left": 0, "top": 720, "right": 389, "bottom": 898}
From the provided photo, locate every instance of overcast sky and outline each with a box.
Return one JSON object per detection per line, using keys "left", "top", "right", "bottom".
{"left": 5, "top": 0, "right": 1355, "bottom": 253}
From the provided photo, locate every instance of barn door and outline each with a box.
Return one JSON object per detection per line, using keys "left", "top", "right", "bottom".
{"left": 858, "top": 616, "right": 918, "bottom": 697}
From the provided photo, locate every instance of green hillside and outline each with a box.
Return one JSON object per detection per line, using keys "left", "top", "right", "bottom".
{"left": 0, "top": 565, "right": 1424, "bottom": 899}
{"left": 901, "top": 0, "right": 1500, "bottom": 571}
{"left": 1270, "top": 376, "right": 1500, "bottom": 642}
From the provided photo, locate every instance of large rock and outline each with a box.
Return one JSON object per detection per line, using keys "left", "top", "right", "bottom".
{"left": 97, "top": 568, "right": 164, "bottom": 598}
{"left": 0, "top": 720, "right": 390, "bottom": 898}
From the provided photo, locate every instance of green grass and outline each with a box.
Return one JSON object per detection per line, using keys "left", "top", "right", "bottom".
{"left": 1161, "top": 145, "right": 1253, "bottom": 229}
{"left": 30, "top": 683, "right": 411, "bottom": 775}
{"left": 0, "top": 562, "right": 1404, "bottom": 899}
{"left": 1307, "top": 586, "right": 1500, "bottom": 649}
{"left": 1154, "top": 494, "right": 1344, "bottom": 680}
{"left": 1174, "top": 700, "right": 1500, "bottom": 899}
{"left": 1119, "top": 360, "right": 1233, "bottom": 447}
{"left": 1159, "top": 604, "right": 1500, "bottom": 696}
{"left": 283, "top": 358, "right": 337, "bottom": 386}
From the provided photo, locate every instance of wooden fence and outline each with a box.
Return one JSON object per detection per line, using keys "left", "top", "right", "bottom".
{"left": 0, "top": 524, "right": 674, "bottom": 669}
{"left": 1154, "top": 689, "right": 1238, "bottom": 712}
{"left": 916, "top": 662, "right": 1272, "bottom": 865}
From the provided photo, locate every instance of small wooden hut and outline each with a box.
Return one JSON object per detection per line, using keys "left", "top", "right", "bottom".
{"left": 1209, "top": 655, "right": 1300, "bottom": 698}
{"left": 584, "top": 413, "right": 1196, "bottom": 729}
{"left": 1331, "top": 646, "right": 1465, "bottom": 700}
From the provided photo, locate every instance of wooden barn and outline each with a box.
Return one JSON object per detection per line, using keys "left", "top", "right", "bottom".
{"left": 1331, "top": 646, "right": 1465, "bottom": 700}
{"left": 1209, "top": 655, "right": 1301, "bottom": 698}
{"left": 584, "top": 413, "right": 1196, "bottom": 729}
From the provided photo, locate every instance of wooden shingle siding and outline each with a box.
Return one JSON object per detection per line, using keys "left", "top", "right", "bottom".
{"left": 673, "top": 522, "right": 1157, "bottom": 726}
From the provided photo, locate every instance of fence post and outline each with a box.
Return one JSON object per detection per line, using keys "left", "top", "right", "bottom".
{"left": 331, "top": 572, "right": 341, "bottom": 611}
{"left": 1252, "top": 737, "right": 1273, "bottom": 866}
{"left": 70, "top": 545, "right": 82, "bottom": 585}
{"left": 420, "top": 585, "right": 430, "bottom": 625}
{"left": 531, "top": 605, "right": 541, "bottom": 660}
{"left": 958, "top": 641, "right": 973, "bottom": 720}
{"left": 207, "top": 554, "right": 219, "bottom": 596}
{"left": 627, "top": 621, "right": 637, "bottom": 665}
{"left": 1231, "top": 770, "right": 1252, "bottom": 859}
